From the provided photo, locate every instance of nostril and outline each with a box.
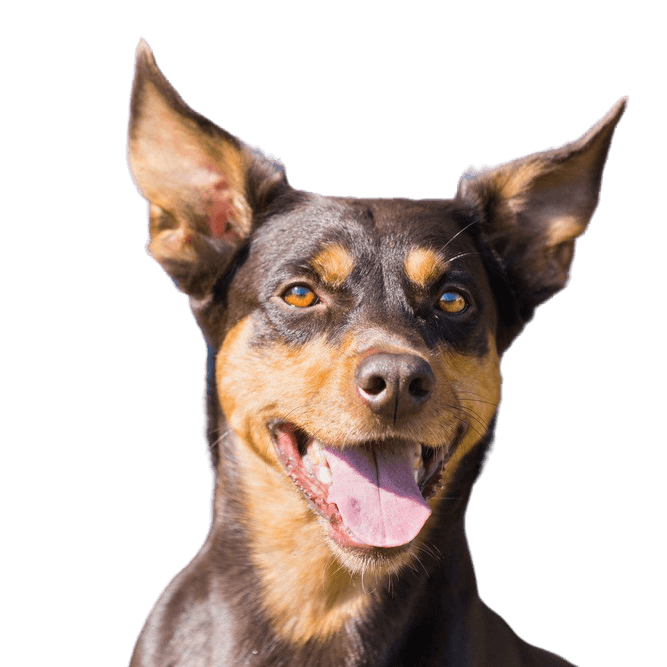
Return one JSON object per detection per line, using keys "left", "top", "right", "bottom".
{"left": 408, "top": 364, "right": 435, "bottom": 400}
{"left": 409, "top": 376, "right": 430, "bottom": 398}
{"left": 363, "top": 375, "right": 387, "bottom": 396}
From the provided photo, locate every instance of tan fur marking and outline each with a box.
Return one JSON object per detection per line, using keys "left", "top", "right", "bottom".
{"left": 436, "top": 333, "right": 502, "bottom": 487}
{"left": 215, "top": 318, "right": 501, "bottom": 644}
{"left": 311, "top": 244, "right": 355, "bottom": 288}
{"left": 237, "top": 441, "right": 373, "bottom": 643}
{"left": 404, "top": 247, "right": 446, "bottom": 287}
{"left": 216, "top": 317, "right": 376, "bottom": 643}
{"left": 131, "top": 76, "right": 248, "bottom": 221}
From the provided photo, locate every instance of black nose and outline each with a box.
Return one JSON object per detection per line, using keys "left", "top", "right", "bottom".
{"left": 355, "top": 353, "right": 434, "bottom": 422}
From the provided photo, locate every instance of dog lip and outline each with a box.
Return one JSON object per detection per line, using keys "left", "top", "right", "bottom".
{"left": 270, "top": 422, "right": 364, "bottom": 548}
{"left": 269, "top": 422, "right": 446, "bottom": 549}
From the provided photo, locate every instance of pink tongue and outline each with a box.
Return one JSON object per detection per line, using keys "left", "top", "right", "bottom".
{"left": 324, "top": 445, "right": 431, "bottom": 548}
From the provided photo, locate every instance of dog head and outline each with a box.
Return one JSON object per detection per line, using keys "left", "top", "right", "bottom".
{"left": 128, "top": 41, "right": 624, "bottom": 575}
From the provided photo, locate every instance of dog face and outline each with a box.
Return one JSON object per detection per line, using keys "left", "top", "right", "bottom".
{"left": 214, "top": 195, "right": 502, "bottom": 564}
{"left": 128, "top": 41, "right": 624, "bottom": 580}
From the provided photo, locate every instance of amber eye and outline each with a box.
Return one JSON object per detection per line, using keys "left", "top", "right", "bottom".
{"left": 282, "top": 285, "right": 319, "bottom": 308}
{"left": 438, "top": 290, "right": 468, "bottom": 314}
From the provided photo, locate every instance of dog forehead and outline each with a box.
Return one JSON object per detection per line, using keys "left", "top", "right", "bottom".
{"left": 250, "top": 194, "right": 478, "bottom": 280}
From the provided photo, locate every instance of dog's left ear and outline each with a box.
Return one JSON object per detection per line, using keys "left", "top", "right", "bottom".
{"left": 458, "top": 99, "right": 626, "bottom": 344}
{"left": 128, "top": 40, "right": 287, "bottom": 296}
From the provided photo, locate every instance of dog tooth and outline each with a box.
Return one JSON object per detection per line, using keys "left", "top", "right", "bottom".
{"left": 317, "top": 465, "right": 333, "bottom": 486}
{"left": 307, "top": 439, "right": 326, "bottom": 463}
{"left": 309, "top": 438, "right": 322, "bottom": 453}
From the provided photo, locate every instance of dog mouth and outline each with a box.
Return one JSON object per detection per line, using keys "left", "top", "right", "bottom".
{"left": 271, "top": 423, "right": 445, "bottom": 550}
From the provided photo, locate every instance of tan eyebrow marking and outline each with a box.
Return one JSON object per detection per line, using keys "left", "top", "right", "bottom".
{"left": 404, "top": 247, "right": 446, "bottom": 287}
{"left": 311, "top": 244, "right": 355, "bottom": 287}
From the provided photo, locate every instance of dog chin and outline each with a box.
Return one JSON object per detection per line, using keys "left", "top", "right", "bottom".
{"left": 270, "top": 421, "right": 446, "bottom": 570}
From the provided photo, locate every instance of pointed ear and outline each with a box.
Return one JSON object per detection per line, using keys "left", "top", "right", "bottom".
{"left": 128, "top": 40, "right": 288, "bottom": 296}
{"left": 458, "top": 98, "right": 626, "bottom": 338}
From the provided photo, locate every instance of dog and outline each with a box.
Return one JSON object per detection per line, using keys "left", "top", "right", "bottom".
{"left": 127, "top": 40, "right": 625, "bottom": 667}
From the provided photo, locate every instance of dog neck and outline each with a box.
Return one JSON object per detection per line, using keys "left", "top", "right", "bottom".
{"left": 206, "top": 424, "right": 489, "bottom": 664}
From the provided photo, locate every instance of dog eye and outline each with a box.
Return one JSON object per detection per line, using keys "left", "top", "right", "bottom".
{"left": 282, "top": 285, "right": 319, "bottom": 308}
{"left": 437, "top": 290, "right": 468, "bottom": 314}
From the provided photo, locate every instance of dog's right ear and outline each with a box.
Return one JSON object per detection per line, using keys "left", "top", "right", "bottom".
{"left": 128, "top": 41, "right": 287, "bottom": 296}
{"left": 458, "top": 99, "right": 626, "bottom": 350}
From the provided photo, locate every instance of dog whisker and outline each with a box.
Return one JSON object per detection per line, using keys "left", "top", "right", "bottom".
{"left": 444, "top": 251, "right": 480, "bottom": 265}
{"left": 441, "top": 218, "right": 480, "bottom": 253}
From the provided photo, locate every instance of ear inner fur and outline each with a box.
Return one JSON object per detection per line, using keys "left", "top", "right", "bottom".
{"left": 458, "top": 98, "right": 626, "bottom": 321}
{"left": 127, "top": 41, "right": 285, "bottom": 296}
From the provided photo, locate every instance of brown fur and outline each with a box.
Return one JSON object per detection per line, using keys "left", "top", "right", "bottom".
{"left": 311, "top": 243, "right": 356, "bottom": 288}
{"left": 215, "top": 316, "right": 501, "bottom": 644}
{"left": 217, "top": 318, "right": 499, "bottom": 457}
{"left": 404, "top": 247, "right": 447, "bottom": 288}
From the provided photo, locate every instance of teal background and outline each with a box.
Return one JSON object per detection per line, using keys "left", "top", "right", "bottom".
{"left": 0, "top": 0, "right": 666, "bottom": 667}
